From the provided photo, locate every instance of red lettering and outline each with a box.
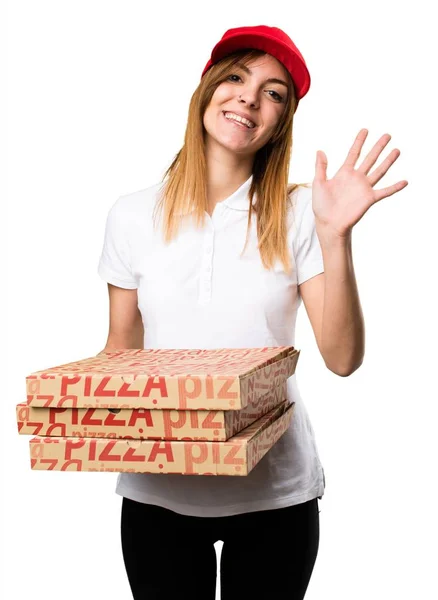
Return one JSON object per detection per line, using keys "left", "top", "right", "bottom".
{"left": 163, "top": 411, "right": 187, "bottom": 438}
{"left": 201, "top": 411, "right": 222, "bottom": 429}
{"left": 189, "top": 411, "right": 199, "bottom": 428}
{"left": 84, "top": 376, "right": 92, "bottom": 396}
{"left": 94, "top": 377, "right": 116, "bottom": 397}
{"left": 118, "top": 381, "right": 140, "bottom": 397}
{"left": 223, "top": 445, "right": 244, "bottom": 465}
{"left": 88, "top": 439, "right": 97, "bottom": 460}
{"left": 141, "top": 376, "right": 168, "bottom": 398}
{"left": 40, "top": 458, "right": 59, "bottom": 469}
{"left": 48, "top": 407, "right": 68, "bottom": 423}
{"left": 205, "top": 375, "right": 214, "bottom": 399}
{"left": 46, "top": 423, "right": 66, "bottom": 436}
{"left": 103, "top": 410, "right": 126, "bottom": 427}
{"left": 127, "top": 409, "right": 154, "bottom": 428}
{"left": 184, "top": 442, "right": 208, "bottom": 473}
{"left": 25, "top": 421, "right": 44, "bottom": 435}
{"left": 65, "top": 438, "right": 86, "bottom": 459}
{"left": 71, "top": 408, "right": 79, "bottom": 425}
{"left": 30, "top": 443, "right": 42, "bottom": 459}
{"left": 40, "top": 373, "right": 55, "bottom": 379}
{"left": 123, "top": 446, "right": 146, "bottom": 462}
{"left": 99, "top": 440, "right": 122, "bottom": 462}
{"left": 27, "top": 379, "right": 40, "bottom": 394}
{"left": 60, "top": 375, "right": 81, "bottom": 395}
{"left": 82, "top": 408, "right": 103, "bottom": 426}
{"left": 211, "top": 441, "right": 220, "bottom": 465}
{"left": 262, "top": 363, "right": 273, "bottom": 378}
{"left": 17, "top": 406, "right": 30, "bottom": 421}
{"left": 58, "top": 395, "right": 77, "bottom": 407}
{"left": 178, "top": 377, "right": 202, "bottom": 409}
{"left": 217, "top": 378, "right": 237, "bottom": 399}
{"left": 40, "top": 395, "right": 55, "bottom": 407}
{"left": 61, "top": 460, "right": 82, "bottom": 471}
{"left": 148, "top": 440, "right": 174, "bottom": 462}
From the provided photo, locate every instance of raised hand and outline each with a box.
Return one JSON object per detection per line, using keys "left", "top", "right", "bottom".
{"left": 312, "top": 128, "right": 408, "bottom": 238}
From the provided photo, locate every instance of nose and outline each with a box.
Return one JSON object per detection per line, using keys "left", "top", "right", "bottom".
{"left": 238, "top": 89, "right": 259, "bottom": 108}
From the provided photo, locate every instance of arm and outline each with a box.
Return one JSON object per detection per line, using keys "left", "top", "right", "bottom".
{"left": 98, "top": 283, "right": 144, "bottom": 353}
{"left": 299, "top": 229, "right": 365, "bottom": 377}
{"left": 301, "top": 127, "right": 407, "bottom": 375}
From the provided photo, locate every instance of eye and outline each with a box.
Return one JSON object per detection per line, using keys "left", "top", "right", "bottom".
{"left": 226, "top": 74, "right": 284, "bottom": 102}
{"left": 268, "top": 90, "right": 284, "bottom": 102}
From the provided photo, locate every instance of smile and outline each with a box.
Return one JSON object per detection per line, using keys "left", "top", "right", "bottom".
{"left": 222, "top": 111, "right": 256, "bottom": 131}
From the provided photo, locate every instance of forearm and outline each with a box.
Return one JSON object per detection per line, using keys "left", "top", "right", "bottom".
{"left": 317, "top": 227, "right": 365, "bottom": 376}
{"left": 99, "top": 321, "right": 144, "bottom": 354}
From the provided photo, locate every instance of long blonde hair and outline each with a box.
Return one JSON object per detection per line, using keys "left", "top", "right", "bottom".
{"left": 152, "top": 48, "right": 310, "bottom": 275}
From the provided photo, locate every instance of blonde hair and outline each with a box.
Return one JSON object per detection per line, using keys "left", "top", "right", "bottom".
{"left": 152, "top": 48, "right": 310, "bottom": 275}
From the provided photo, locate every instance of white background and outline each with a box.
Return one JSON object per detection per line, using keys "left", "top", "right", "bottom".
{"left": 3, "top": 1, "right": 437, "bottom": 599}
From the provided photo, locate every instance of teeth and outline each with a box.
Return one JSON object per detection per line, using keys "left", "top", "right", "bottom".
{"left": 224, "top": 112, "right": 255, "bottom": 128}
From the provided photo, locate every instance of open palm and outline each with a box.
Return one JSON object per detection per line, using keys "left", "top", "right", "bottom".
{"left": 312, "top": 129, "right": 408, "bottom": 238}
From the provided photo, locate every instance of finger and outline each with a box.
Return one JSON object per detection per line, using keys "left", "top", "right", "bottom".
{"left": 373, "top": 180, "right": 409, "bottom": 203}
{"left": 368, "top": 149, "right": 401, "bottom": 186}
{"left": 357, "top": 133, "right": 392, "bottom": 175}
{"left": 344, "top": 128, "right": 368, "bottom": 168}
{"left": 315, "top": 150, "right": 328, "bottom": 182}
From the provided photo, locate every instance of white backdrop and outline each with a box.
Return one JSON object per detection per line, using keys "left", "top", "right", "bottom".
{"left": 4, "top": 1, "right": 437, "bottom": 599}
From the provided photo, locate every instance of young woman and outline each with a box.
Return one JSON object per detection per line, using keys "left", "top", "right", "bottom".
{"left": 97, "top": 24, "right": 408, "bottom": 600}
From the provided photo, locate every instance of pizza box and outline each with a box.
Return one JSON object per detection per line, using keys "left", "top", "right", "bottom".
{"left": 17, "top": 380, "right": 287, "bottom": 442}
{"left": 28, "top": 400, "right": 295, "bottom": 476}
{"left": 25, "top": 346, "right": 299, "bottom": 410}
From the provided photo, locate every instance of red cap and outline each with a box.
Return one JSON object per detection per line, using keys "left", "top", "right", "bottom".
{"left": 201, "top": 25, "right": 311, "bottom": 108}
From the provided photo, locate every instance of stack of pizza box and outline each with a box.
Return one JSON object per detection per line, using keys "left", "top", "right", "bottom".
{"left": 16, "top": 346, "right": 299, "bottom": 476}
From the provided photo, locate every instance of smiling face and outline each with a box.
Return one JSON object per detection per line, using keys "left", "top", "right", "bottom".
{"left": 202, "top": 53, "right": 290, "bottom": 160}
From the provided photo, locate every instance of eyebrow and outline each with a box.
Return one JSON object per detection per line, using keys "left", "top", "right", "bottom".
{"left": 235, "top": 62, "right": 289, "bottom": 88}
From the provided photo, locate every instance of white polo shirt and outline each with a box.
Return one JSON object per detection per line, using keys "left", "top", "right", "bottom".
{"left": 97, "top": 174, "right": 326, "bottom": 517}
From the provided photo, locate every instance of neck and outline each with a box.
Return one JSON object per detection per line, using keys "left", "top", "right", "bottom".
{"left": 205, "top": 140, "right": 254, "bottom": 213}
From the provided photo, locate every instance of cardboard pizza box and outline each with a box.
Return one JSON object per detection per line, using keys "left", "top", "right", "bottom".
{"left": 28, "top": 400, "right": 295, "bottom": 476}
{"left": 25, "top": 346, "right": 299, "bottom": 410}
{"left": 17, "top": 380, "right": 287, "bottom": 442}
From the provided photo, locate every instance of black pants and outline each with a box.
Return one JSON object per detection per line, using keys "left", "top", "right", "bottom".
{"left": 121, "top": 495, "right": 320, "bottom": 600}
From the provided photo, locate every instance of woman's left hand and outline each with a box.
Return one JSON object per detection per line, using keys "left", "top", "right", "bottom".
{"left": 312, "top": 129, "right": 408, "bottom": 239}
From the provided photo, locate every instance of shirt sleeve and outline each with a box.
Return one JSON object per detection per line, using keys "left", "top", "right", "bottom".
{"left": 97, "top": 196, "right": 138, "bottom": 289}
{"left": 294, "top": 187, "right": 325, "bottom": 285}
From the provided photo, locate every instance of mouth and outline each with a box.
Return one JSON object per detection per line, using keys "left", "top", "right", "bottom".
{"left": 222, "top": 111, "right": 256, "bottom": 131}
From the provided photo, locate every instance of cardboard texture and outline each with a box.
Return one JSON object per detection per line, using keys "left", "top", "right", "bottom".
{"left": 17, "top": 380, "right": 288, "bottom": 442}
{"left": 28, "top": 400, "right": 295, "bottom": 475}
{"left": 24, "top": 346, "right": 299, "bottom": 410}
{"left": 19, "top": 346, "right": 299, "bottom": 475}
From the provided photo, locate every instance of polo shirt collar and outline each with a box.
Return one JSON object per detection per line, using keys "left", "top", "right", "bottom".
{"left": 221, "top": 174, "right": 255, "bottom": 211}
{"left": 173, "top": 174, "right": 255, "bottom": 216}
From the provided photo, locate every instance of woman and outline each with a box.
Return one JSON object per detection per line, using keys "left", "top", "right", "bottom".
{"left": 97, "top": 24, "right": 408, "bottom": 600}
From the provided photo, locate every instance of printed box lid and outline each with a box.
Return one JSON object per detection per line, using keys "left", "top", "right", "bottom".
{"left": 17, "top": 380, "right": 288, "bottom": 442}
{"left": 25, "top": 346, "right": 299, "bottom": 410}
{"left": 28, "top": 400, "right": 295, "bottom": 476}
